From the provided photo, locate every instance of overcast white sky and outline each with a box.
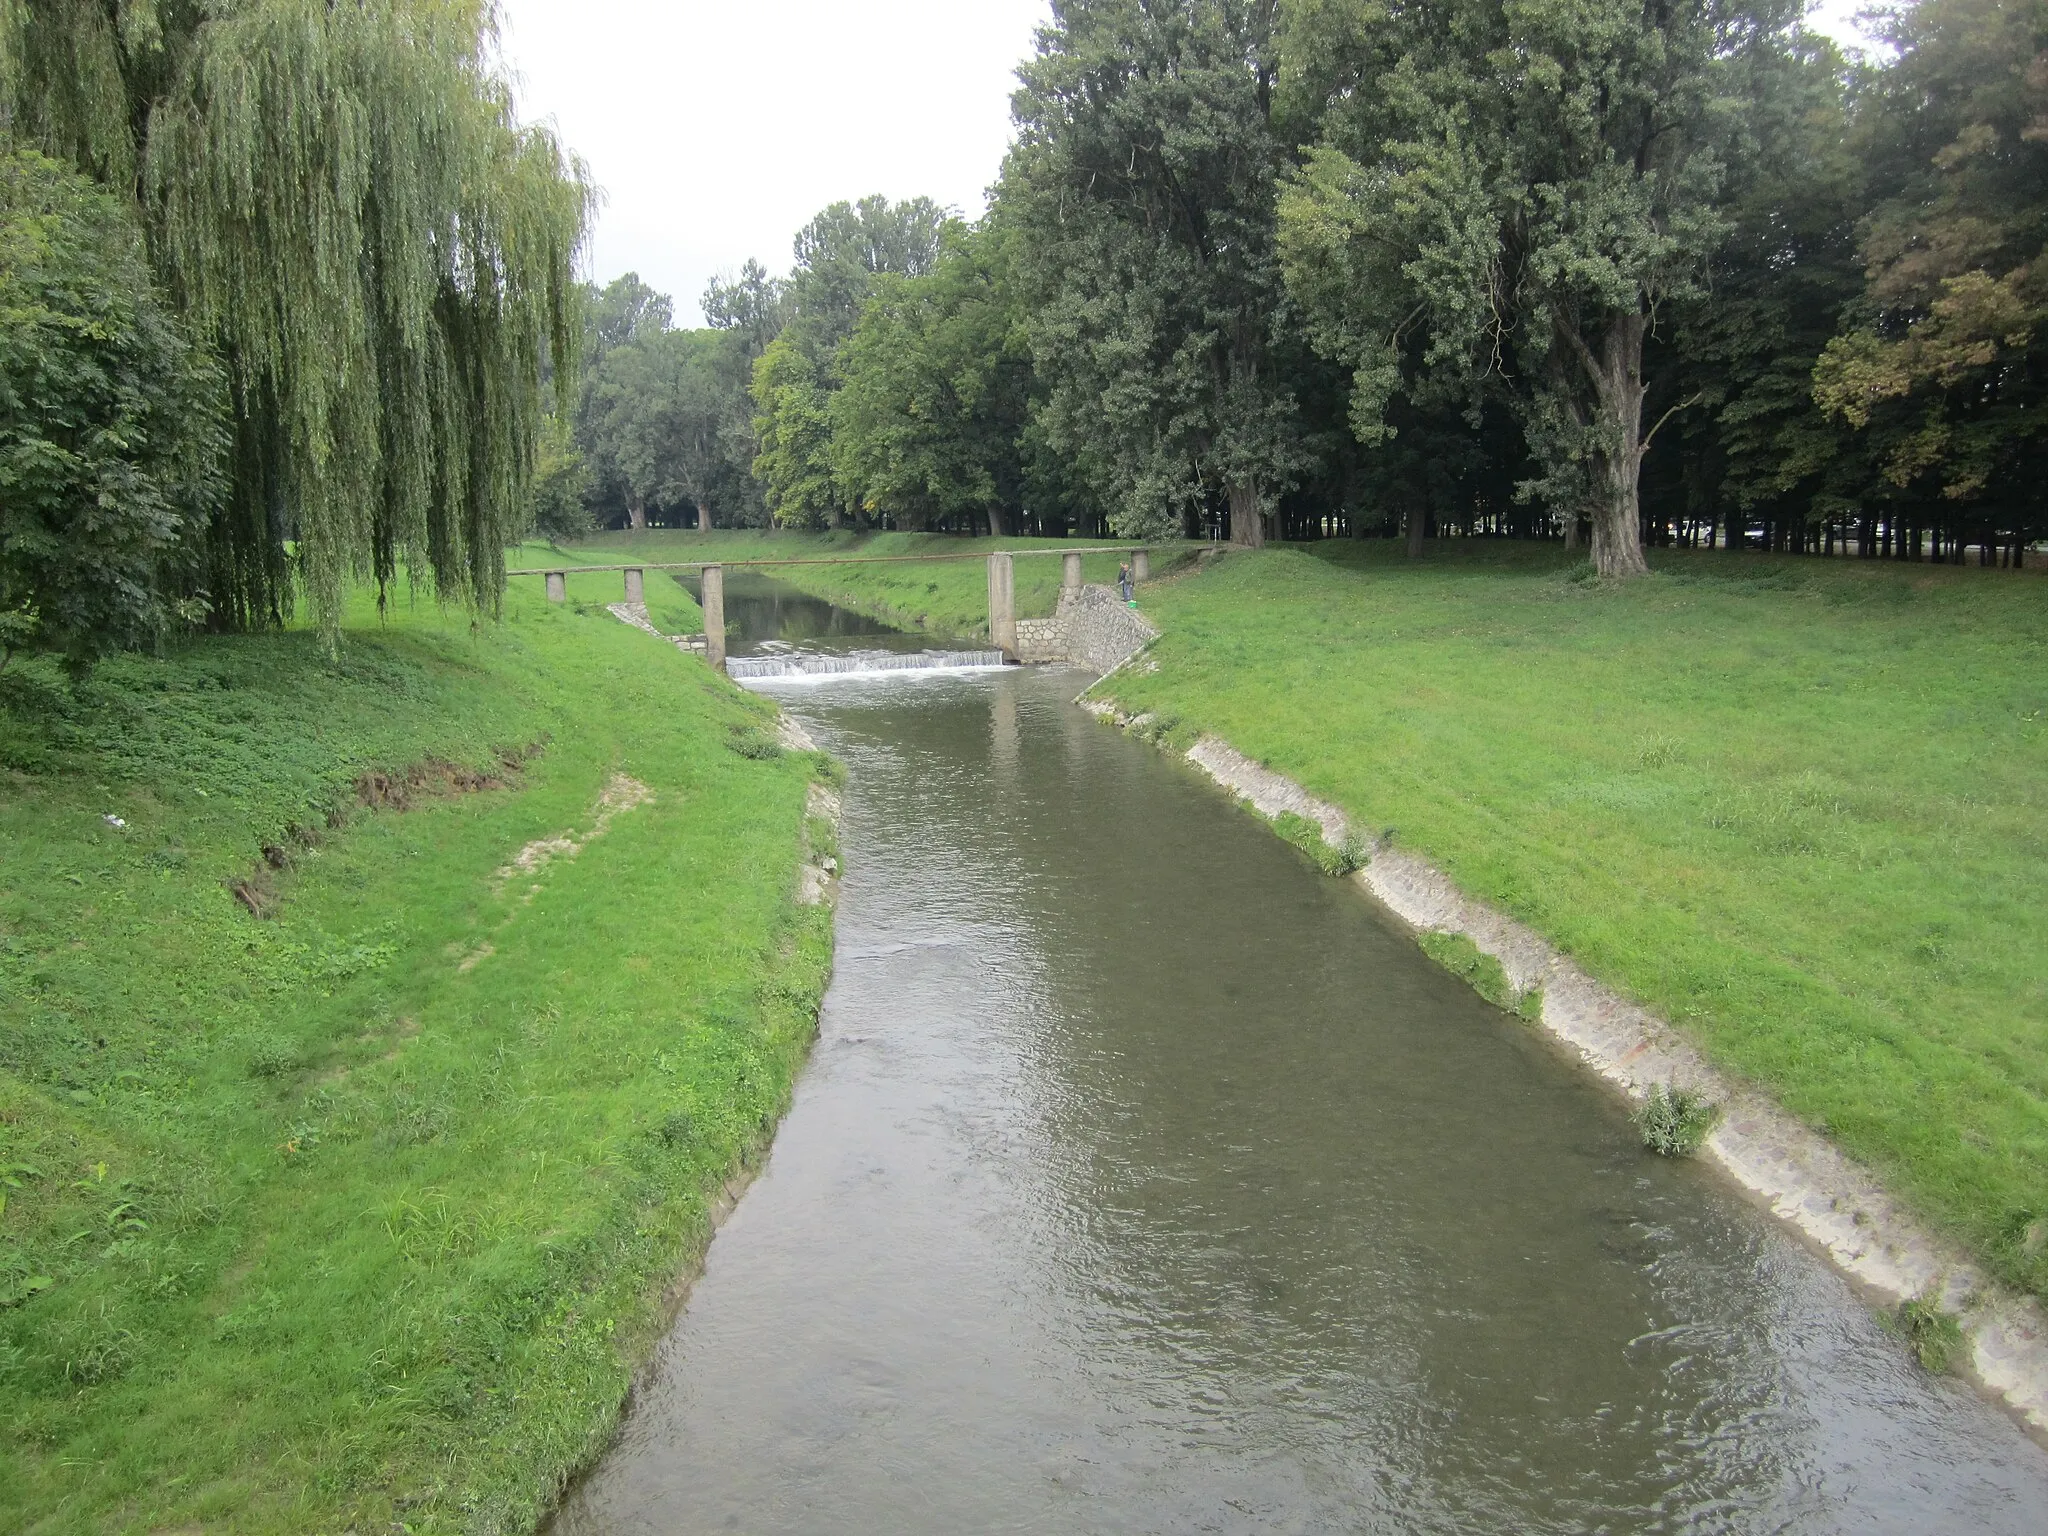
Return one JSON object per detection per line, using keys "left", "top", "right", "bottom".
{"left": 495, "top": 0, "right": 1883, "bottom": 326}
{"left": 496, "top": 0, "right": 1052, "bottom": 321}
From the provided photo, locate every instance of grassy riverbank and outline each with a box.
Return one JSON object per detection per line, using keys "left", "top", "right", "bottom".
{"left": 1099, "top": 541, "right": 2048, "bottom": 1306}
{"left": 513, "top": 530, "right": 1149, "bottom": 637}
{"left": 0, "top": 582, "right": 831, "bottom": 1532}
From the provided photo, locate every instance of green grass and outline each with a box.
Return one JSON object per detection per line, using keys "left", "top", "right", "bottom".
{"left": 1418, "top": 930, "right": 1532, "bottom": 1016}
{"left": 1098, "top": 540, "right": 2048, "bottom": 1303}
{"left": 0, "top": 579, "right": 832, "bottom": 1532}
{"left": 514, "top": 530, "right": 1160, "bottom": 638}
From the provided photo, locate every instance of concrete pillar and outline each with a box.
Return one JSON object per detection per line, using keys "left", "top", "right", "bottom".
{"left": 701, "top": 563, "right": 727, "bottom": 674}
{"left": 987, "top": 552, "right": 1017, "bottom": 658}
{"left": 545, "top": 571, "right": 566, "bottom": 603}
{"left": 1062, "top": 551, "right": 1083, "bottom": 593}
{"left": 1134, "top": 549, "right": 1150, "bottom": 583}
{"left": 623, "top": 567, "right": 645, "bottom": 605}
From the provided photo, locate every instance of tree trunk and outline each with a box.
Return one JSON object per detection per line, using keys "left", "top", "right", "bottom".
{"left": 1406, "top": 502, "right": 1425, "bottom": 557}
{"left": 1586, "top": 312, "right": 1651, "bottom": 579}
{"left": 628, "top": 495, "right": 646, "bottom": 531}
{"left": 1229, "top": 481, "right": 1264, "bottom": 549}
{"left": 987, "top": 504, "right": 1008, "bottom": 538}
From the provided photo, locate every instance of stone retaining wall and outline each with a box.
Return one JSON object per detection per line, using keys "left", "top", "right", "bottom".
{"left": 1014, "top": 584, "right": 1158, "bottom": 673}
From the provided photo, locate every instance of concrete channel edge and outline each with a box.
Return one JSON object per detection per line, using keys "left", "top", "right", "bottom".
{"left": 1081, "top": 699, "right": 2048, "bottom": 1442}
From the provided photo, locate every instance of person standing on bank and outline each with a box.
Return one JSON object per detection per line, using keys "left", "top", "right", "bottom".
{"left": 1118, "top": 561, "right": 1135, "bottom": 603}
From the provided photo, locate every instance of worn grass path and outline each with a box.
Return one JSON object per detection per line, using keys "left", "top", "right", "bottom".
{"left": 1099, "top": 541, "right": 2048, "bottom": 1308}
{"left": 0, "top": 582, "right": 832, "bottom": 1532}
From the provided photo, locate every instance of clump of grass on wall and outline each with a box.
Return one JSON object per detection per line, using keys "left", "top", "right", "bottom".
{"left": 1418, "top": 930, "right": 1536, "bottom": 1017}
{"left": 1273, "top": 811, "right": 1366, "bottom": 876}
{"left": 1635, "top": 1084, "right": 1721, "bottom": 1157}
{"left": 1892, "top": 1295, "right": 1967, "bottom": 1373}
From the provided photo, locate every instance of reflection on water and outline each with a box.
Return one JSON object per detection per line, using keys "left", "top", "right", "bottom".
{"left": 676, "top": 569, "right": 927, "bottom": 655}
{"left": 553, "top": 617, "right": 2048, "bottom": 1534}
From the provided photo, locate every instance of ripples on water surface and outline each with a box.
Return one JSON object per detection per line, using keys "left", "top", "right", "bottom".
{"left": 553, "top": 663, "right": 2048, "bottom": 1536}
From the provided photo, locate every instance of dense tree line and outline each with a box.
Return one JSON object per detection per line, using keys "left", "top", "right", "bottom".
{"left": 621, "top": 0, "right": 2031, "bottom": 576}
{"left": 1, "top": 0, "right": 587, "bottom": 666}
{"left": 6, "top": 0, "right": 2041, "bottom": 668}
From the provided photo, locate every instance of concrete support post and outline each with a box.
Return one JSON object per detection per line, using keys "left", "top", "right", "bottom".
{"left": 987, "top": 552, "right": 1017, "bottom": 658}
{"left": 1134, "top": 549, "right": 1150, "bottom": 583}
{"left": 623, "top": 567, "right": 645, "bottom": 605}
{"left": 1062, "top": 551, "right": 1083, "bottom": 593}
{"left": 545, "top": 571, "right": 566, "bottom": 603}
{"left": 701, "top": 563, "right": 727, "bottom": 674}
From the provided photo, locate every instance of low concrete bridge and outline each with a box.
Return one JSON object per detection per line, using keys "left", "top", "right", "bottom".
{"left": 507, "top": 547, "right": 1154, "bottom": 673}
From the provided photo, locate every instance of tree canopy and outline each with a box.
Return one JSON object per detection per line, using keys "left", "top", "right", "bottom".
{"left": 1005, "top": 0, "right": 1303, "bottom": 547}
{"left": 1, "top": 0, "right": 590, "bottom": 646}
{"left": 379, "top": 0, "right": 2047, "bottom": 573}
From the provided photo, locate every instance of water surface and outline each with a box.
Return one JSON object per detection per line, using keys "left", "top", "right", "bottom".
{"left": 556, "top": 596, "right": 2048, "bottom": 1534}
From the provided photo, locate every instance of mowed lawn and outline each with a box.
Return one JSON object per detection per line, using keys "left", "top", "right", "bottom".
{"left": 1100, "top": 541, "right": 2048, "bottom": 1303}
{"left": 0, "top": 581, "right": 832, "bottom": 1533}
{"left": 512, "top": 529, "right": 1154, "bottom": 637}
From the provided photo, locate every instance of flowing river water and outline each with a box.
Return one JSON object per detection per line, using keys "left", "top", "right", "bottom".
{"left": 554, "top": 575, "right": 2048, "bottom": 1534}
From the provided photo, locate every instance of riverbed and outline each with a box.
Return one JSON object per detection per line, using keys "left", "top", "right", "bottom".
{"left": 553, "top": 582, "right": 2048, "bottom": 1534}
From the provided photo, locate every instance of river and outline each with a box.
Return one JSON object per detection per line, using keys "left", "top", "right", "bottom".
{"left": 553, "top": 575, "right": 2048, "bottom": 1534}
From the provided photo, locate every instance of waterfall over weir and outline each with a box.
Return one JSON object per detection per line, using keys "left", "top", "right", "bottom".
{"left": 724, "top": 649, "right": 1010, "bottom": 682}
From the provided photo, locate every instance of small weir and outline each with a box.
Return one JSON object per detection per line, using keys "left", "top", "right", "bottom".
{"left": 553, "top": 574, "right": 2048, "bottom": 1534}
{"left": 725, "top": 648, "right": 1008, "bottom": 681}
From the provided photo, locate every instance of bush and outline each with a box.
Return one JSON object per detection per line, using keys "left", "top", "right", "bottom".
{"left": 0, "top": 148, "right": 225, "bottom": 672}
{"left": 1634, "top": 1083, "right": 1721, "bottom": 1157}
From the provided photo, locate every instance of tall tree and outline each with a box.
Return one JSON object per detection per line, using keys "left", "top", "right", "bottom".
{"left": 1005, "top": 0, "right": 1304, "bottom": 547}
{"left": 579, "top": 328, "right": 729, "bottom": 530}
{"left": 1277, "top": 0, "right": 1803, "bottom": 575}
{"left": 829, "top": 222, "right": 1034, "bottom": 533}
{"left": 786, "top": 195, "right": 948, "bottom": 343}
{"left": 1646, "top": 32, "right": 1869, "bottom": 553}
{"left": 750, "top": 196, "right": 951, "bottom": 528}
{"left": 1813, "top": 0, "right": 2048, "bottom": 553}
{"left": 1, "top": 0, "right": 590, "bottom": 641}
{"left": 699, "top": 260, "right": 790, "bottom": 528}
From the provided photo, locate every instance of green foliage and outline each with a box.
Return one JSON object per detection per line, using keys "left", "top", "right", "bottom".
{"left": 752, "top": 327, "right": 844, "bottom": 528}
{"left": 0, "top": 0, "right": 593, "bottom": 644}
{"left": 1418, "top": 931, "right": 1528, "bottom": 1015}
{"left": 526, "top": 410, "right": 592, "bottom": 539}
{"left": 749, "top": 195, "right": 954, "bottom": 531}
{"left": 1812, "top": 0, "right": 2048, "bottom": 530}
{"left": 1893, "top": 1295, "right": 1967, "bottom": 1373}
{"left": 1006, "top": 0, "right": 1305, "bottom": 546}
{"left": 0, "top": 578, "right": 831, "bottom": 1529}
{"left": 1634, "top": 1084, "right": 1723, "bottom": 1157}
{"left": 581, "top": 325, "right": 729, "bottom": 525}
{"left": 1278, "top": 0, "right": 1805, "bottom": 576}
{"left": 568, "top": 270, "right": 780, "bottom": 531}
{"left": 1273, "top": 810, "right": 1366, "bottom": 877}
{"left": 0, "top": 147, "right": 224, "bottom": 671}
{"left": 830, "top": 223, "right": 1035, "bottom": 532}
{"left": 1099, "top": 540, "right": 2048, "bottom": 1302}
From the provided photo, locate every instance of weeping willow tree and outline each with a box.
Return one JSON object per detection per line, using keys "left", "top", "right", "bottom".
{"left": 0, "top": 0, "right": 590, "bottom": 642}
